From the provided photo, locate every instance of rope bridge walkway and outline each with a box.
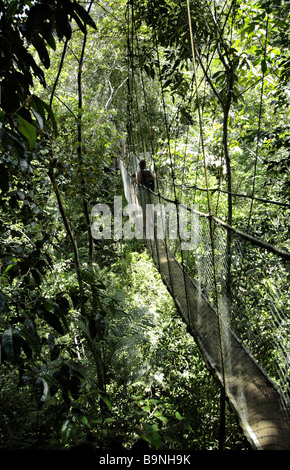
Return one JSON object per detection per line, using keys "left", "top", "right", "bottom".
{"left": 123, "top": 0, "right": 290, "bottom": 450}
{"left": 120, "top": 158, "right": 290, "bottom": 451}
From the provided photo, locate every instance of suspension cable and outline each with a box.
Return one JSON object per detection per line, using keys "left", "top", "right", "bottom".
{"left": 152, "top": 26, "right": 194, "bottom": 331}
{"left": 157, "top": 177, "right": 290, "bottom": 208}
{"left": 186, "top": 0, "right": 227, "bottom": 400}
{"left": 247, "top": 4, "right": 270, "bottom": 230}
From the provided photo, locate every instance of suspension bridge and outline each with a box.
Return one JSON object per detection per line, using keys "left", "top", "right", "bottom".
{"left": 122, "top": 0, "right": 290, "bottom": 451}
{"left": 119, "top": 158, "right": 290, "bottom": 451}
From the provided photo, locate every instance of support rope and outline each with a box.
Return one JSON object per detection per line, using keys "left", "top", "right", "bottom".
{"left": 186, "top": 0, "right": 227, "bottom": 396}
{"left": 122, "top": 0, "right": 290, "bottom": 451}
{"left": 153, "top": 26, "right": 194, "bottom": 331}
{"left": 246, "top": 4, "right": 270, "bottom": 231}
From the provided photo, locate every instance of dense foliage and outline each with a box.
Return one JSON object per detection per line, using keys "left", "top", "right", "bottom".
{"left": 127, "top": 0, "right": 290, "bottom": 392}
{"left": 0, "top": 0, "right": 289, "bottom": 451}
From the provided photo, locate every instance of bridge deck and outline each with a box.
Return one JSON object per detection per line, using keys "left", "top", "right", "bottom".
{"left": 121, "top": 162, "right": 290, "bottom": 450}
{"left": 147, "top": 237, "right": 290, "bottom": 450}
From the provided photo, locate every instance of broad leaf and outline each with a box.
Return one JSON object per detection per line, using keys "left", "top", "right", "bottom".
{"left": 35, "top": 377, "right": 49, "bottom": 404}
{"left": 61, "top": 419, "right": 74, "bottom": 446}
{"left": 17, "top": 115, "right": 37, "bottom": 149}
{"left": 0, "top": 293, "right": 5, "bottom": 313}
{"left": 1, "top": 327, "right": 14, "bottom": 362}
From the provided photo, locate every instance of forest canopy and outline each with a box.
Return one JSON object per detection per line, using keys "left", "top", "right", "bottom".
{"left": 0, "top": 0, "right": 289, "bottom": 451}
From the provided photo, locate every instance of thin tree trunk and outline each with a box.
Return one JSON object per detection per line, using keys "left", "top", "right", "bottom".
{"left": 49, "top": 37, "right": 69, "bottom": 109}
{"left": 75, "top": 1, "right": 106, "bottom": 396}
{"left": 222, "top": 86, "right": 233, "bottom": 305}
{"left": 212, "top": 0, "right": 234, "bottom": 307}
{"left": 77, "top": 1, "right": 94, "bottom": 266}
{"left": 49, "top": 160, "right": 105, "bottom": 393}
{"left": 48, "top": 161, "right": 84, "bottom": 302}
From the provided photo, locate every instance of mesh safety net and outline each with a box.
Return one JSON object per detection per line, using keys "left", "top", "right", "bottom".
{"left": 120, "top": 156, "right": 290, "bottom": 450}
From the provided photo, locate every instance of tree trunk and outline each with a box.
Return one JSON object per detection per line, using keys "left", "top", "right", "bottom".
{"left": 77, "top": 1, "right": 94, "bottom": 266}
{"left": 222, "top": 86, "right": 233, "bottom": 306}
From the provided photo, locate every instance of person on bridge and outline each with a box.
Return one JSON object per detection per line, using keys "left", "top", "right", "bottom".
{"left": 136, "top": 159, "right": 156, "bottom": 191}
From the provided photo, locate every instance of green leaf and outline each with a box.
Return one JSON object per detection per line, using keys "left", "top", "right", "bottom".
{"left": 42, "top": 297, "right": 55, "bottom": 311}
{"left": 154, "top": 410, "right": 168, "bottom": 425}
{"left": 6, "top": 1, "right": 19, "bottom": 20}
{"left": 72, "top": 2, "right": 97, "bottom": 30}
{"left": 0, "top": 293, "right": 5, "bottom": 313}
{"left": 0, "top": 328, "right": 23, "bottom": 363}
{"left": 77, "top": 414, "right": 91, "bottom": 428}
{"left": 142, "top": 405, "right": 151, "bottom": 412}
{"left": 31, "top": 34, "right": 50, "bottom": 68}
{"left": 61, "top": 419, "right": 74, "bottom": 446}
{"left": 32, "top": 110, "right": 44, "bottom": 130}
{"left": 261, "top": 58, "right": 267, "bottom": 74}
{"left": 1, "top": 327, "right": 14, "bottom": 362}
{"left": 175, "top": 411, "right": 184, "bottom": 421}
{"left": 0, "top": 109, "right": 5, "bottom": 125}
{"left": 99, "top": 392, "right": 112, "bottom": 410}
{"left": 46, "top": 34, "right": 56, "bottom": 51}
{"left": 31, "top": 95, "right": 47, "bottom": 127}
{"left": 143, "top": 423, "right": 162, "bottom": 450}
{"left": 1, "top": 128, "right": 26, "bottom": 158}
{"left": 35, "top": 377, "right": 49, "bottom": 404}
{"left": 42, "top": 311, "right": 64, "bottom": 335}
{"left": 75, "top": 319, "right": 90, "bottom": 338}
{"left": 17, "top": 115, "right": 37, "bottom": 148}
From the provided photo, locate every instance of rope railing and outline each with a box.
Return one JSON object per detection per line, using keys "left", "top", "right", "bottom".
{"left": 121, "top": 159, "right": 290, "bottom": 449}
{"left": 124, "top": 0, "right": 290, "bottom": 450}
{"left": 130, "top": 175, "right": 290, "bottom": 262}
{"left": 157, "top": 176, "right": 290, "bottom": 208}
{"left": 120, "top": 158, "right": 290, "bottom": 450}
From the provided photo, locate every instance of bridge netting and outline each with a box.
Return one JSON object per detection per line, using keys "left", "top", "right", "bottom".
{"left": 120, "top": 156, "right": 290, "bottom": 450}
